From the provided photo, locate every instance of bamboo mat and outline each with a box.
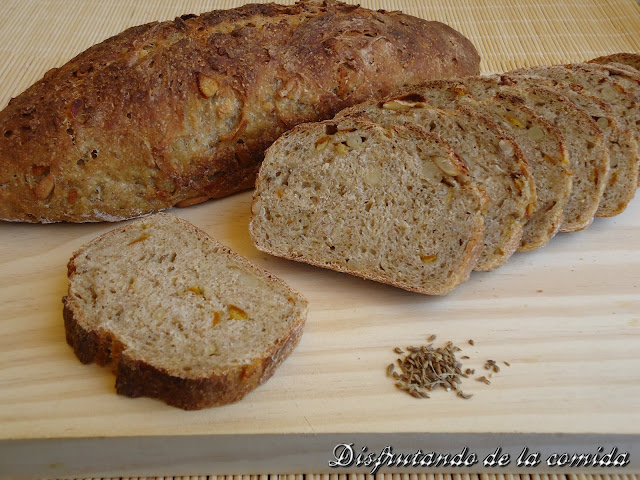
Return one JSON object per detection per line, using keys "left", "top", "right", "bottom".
{"left": 1, "top": 0, "right": 640, "bottom": 479}
{"left": 1, "top": 0, "right": 640, "bottom": 109}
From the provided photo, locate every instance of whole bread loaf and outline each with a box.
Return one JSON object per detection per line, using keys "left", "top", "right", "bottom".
{"left": 63, "top": 213, "right": 308, "bottom": 409}
{"left": 0, "top": 0, "right": 480, "bottom": 223}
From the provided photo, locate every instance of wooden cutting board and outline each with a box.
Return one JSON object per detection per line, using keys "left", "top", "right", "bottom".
{"left": 0, "top": 0, "right": 639, "bottom": 478}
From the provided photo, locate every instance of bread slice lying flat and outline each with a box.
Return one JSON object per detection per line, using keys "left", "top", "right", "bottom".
{"left": 63, "top": 213, "right": 308, "bottom": 410}
{"left": 396, "top": 80, "right": 571, "bottom": 251}
{"left": 339, "top": 98, "right": 535, "bottom": 271}
{"left": 250, "top": 117, "right": 488, "bottom": 295}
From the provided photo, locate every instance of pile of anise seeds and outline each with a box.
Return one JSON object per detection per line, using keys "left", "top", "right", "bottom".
{"left": 387, "top": 335, "right": 510, "bottom": 399}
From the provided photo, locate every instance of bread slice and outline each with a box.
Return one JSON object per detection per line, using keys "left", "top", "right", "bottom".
{"left": 599, "top": 62, "right": 640, "bottom": 77}
{"left": 250, "top": 117, "right": 488, "bottom": 294}
{"left": 399, "top": 80, "right": 571, "bottom": 251}
{"left": 507, "top": 72, "right": 638, "bottom": 217}
{"left": 576, "top": 62, "right": 640, "bottom": 100}
{"left": 512, "top": 64, "right": 640, "bottom": 187}
{"left": 340, "top": 98, "right": 535, "bottom": 270}
{"left": 462, "top": 75, "right": 609, "bottom": 232}
{"left": 590, "top": 53, "right": 640, "bottom": 72}
{"left": 63, "top": 213, "right": 308, "bottom": 410}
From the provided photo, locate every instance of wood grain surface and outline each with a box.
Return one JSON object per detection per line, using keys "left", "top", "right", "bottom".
{"left": 0, "top": 0, "right": 639, "bottom": 478}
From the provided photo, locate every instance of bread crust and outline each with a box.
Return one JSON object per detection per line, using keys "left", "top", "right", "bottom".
{"left": 63, "top": 298, "right": 305, "bottom": 410}
{"left": 589, "top": 53, "right": 640, "bottom": 72}
{"left": 0, "top": 0, "right": 480, "bottom": 223}
{"left": 62, "top": 213, "right": 308, "bottom": 410}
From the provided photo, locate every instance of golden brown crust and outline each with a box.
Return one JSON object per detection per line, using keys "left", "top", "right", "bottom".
{"left": 0, "top": 0, "right": 480, "bottom": 223}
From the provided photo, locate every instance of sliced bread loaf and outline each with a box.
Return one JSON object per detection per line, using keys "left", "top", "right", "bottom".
{"left": 462, "top": 75, "right": 609, "bottom": 232}
{"left": 250, "top": 117, "right": 488, "bottom": 294}
{"left": 401, "top": 80, "right": 571, "bottom": 251}
{"left": 63, "top": 213, "right": 308, "bottom": 410}
{"left": 338, "top": 98, "right": 535, "bottom": 271}
{"left": 512, "top": 64, "right": 640, "bottom": 187}
{"left": 576, "top": 62, "right": 640, "bottom": 101}
{"left": 507, "top": 73, "right": 638, "bottom": 216}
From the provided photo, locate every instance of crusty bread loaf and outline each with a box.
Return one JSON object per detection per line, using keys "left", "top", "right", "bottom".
{"left": 0, "top": 0, "right": 480, "bottom": 223}
{"left": 338, "top": 96, "right": 535, "bottom": 271}
{"left": 590, "top": 53, "right": 640, "bottom": 72}
{"left": 462, "top": 75, "right": 609, "bottom": 232}
{"left": 393, "top": 79, "right": 571, "bottom": 251}
{"left": 507, "top": 72, "right": 638, "bottom": 217}
{"left": 513, "top": 63, "right": 640, "bottom": 187}
{"left": 250, "top": 117, "right": 488, "bottom": 295}
{"left": 63, "top": 213, "right": 308, "bottom": 410}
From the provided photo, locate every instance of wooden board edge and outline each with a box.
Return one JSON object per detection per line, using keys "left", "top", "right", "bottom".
{"left": 0, "top": 432, "right": 638, "bottom": 479}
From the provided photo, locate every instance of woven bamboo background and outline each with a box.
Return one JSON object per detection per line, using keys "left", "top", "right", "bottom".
{"left": 1, "top": 0, "right": 640, "bottom": 109}
{"left": 1, "top": 0, "right": 639, "bottom": 479}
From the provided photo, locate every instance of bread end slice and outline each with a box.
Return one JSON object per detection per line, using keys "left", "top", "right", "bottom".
{"left": 63, "top": 213, "right": 307, "bottom": 410}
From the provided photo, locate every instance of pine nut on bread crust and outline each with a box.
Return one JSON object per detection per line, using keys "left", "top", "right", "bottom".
{"left": 0, "top": 0, "right": 480, "bottom": 223}
{"left": 250, "top": 117, "right": 488, "bottom": 295}
{"left": 62, "top": 213, "right": 308, "bottom": 410}
{"left": 339, "top": 97, "right": 535, "bottom": 271}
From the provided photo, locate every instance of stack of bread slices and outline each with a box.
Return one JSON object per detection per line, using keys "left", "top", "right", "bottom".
{"left": 250, "top": 54, "right": 640, "bottom": 295}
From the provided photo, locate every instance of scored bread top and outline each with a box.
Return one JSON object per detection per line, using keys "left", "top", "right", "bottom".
{"left": 338, "top": 96, "right": 535, "bottom": 271}
{"left": 0, "top": 0, "right": 480, "bottom": 223}
{"left": 250, "top": 116, "right": 488, "bottom": 295}
{"left": 63, "top": 213, "right": 308, "bottom": 409}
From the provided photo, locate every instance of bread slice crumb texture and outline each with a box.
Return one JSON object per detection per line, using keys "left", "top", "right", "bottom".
{"left": 250, "top": 117, "right": 487, "bottom": 295}
{"left": 63, "top": 213, "right": 307, "bottom": 408}
{"left": 337, "top": 100, "right": 534, "bottom": 271}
